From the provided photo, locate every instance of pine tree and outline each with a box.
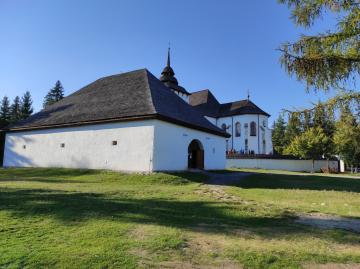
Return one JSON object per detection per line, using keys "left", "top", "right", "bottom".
{"left": 20, "top": 91, "right": 33, "bottom": 120}
{"left": 52, "top": 80, "right": 64, "bottom": 101}
{"left": 43, "top": 80, "right": 64, "bottom": 108}
{"left": 284, "top": 112, "right": 301, "bottom": 146}
{"left": 302, "top": 110, "right": 312, "bottom": 131}
{"left": 10, "top": 96, "right": 21, "bottom": 122}
{"left": 272, "top": 114, "right": 287, "bottom": 155}
{"left": 0, "top": 96, "right": 11, "bottom": 126}
{"left": 313, "top": 102, "right": 336, "bottom": 136}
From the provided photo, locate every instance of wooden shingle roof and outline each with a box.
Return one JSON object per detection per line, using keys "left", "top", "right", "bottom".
{"left": 189, "top": 89, "right": 270, "bottom": 118}
{"left": 7, "top": 69, "right": 229, "bottom": 137}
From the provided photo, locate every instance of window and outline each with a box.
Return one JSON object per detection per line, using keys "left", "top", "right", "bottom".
{"left": 23, "top": 145, "right": 26, "bottom": 149}
{"left": 60, "top": 143, "right": 65, "bottom": 148}
{"left": 235, "top": 122, "right": 241, "bottom": 137}
{"left": 221, "top": 123, "right": 227, "bottom": 131}
{"left": 245, "top": 139, "right": 248, "bottom": 152}
{"left": 250, "top": 121, "right": 257, "bottom": 136}
{"left": 112, "top": 141, "right": 118, "bottom": 146}
{"left": 263, "top": 120, "right": 266, "bottom": 127}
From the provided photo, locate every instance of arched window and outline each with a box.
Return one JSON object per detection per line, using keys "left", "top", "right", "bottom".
{"left": 250, "top": 121, "right": 257, "bottom": 136}
{"left": 235, "top": 122, "right": 241, "bottom": 137}
{"left": 221, "top": 123, "right": 226, "bottom": 131}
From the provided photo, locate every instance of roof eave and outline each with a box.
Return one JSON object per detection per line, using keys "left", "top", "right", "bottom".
{"left": 4, "top": 113, "right": 230, "bottom": 138}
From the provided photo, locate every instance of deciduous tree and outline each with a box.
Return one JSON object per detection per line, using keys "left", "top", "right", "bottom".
{"left": 333, "top": 106, "right": 360, "bottom": 172}
{"left": 285, "top": 127, "right": 329, "bottom": 172}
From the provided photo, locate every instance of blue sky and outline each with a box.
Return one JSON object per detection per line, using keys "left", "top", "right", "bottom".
{"left": 0, "top": 0, "right": 339, "bottom": 122}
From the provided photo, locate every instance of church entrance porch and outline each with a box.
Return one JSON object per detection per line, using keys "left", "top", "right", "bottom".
{"left": 188, "top": 139, "right": 204, "bottom": 170}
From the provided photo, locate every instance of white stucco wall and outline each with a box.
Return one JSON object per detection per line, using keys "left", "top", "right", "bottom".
{"left": 174, "top": 91, "right": 189, "bottom": 103}
{"left": 204, "top": 116, "right": 217, "bottom": 125}
{"left": 216, "top": 114, "right": 273, "bottom": 154}
{"left": 152, "top": 121, "right": 226, "bottom": 171}
{"left": 227, "top": 158, "right": 339, "bottom": 173}
{"left": 4, "top": 121, "right": 156, "bottom": 172}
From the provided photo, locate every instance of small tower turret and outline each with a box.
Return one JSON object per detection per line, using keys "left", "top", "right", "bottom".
{"left": 160, "top": 47, "right": 190, "bottom": 102}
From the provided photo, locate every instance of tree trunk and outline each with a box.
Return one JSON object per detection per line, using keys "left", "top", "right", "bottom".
{"left": 327, "top": 159, "right": 330, "bottom": 173}
{"left": 311, "top": 159, "right": 315, "bottom": 173}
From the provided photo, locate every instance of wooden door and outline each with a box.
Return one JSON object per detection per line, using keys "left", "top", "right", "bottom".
{"left": 196, "top": 150, "right": 204, "bottom": 170}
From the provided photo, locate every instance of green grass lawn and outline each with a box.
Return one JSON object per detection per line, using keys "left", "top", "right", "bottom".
{"left": 1, "top": 168, "right": 360, "bottom": 268}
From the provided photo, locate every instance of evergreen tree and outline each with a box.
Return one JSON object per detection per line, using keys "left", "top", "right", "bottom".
{"left": 43, "top": 80, "right": 64, "bottom": 108}
{"left": 272, "top": 114, "right": 287, "bottom": 155}
{"left": 312, "top": 102, "right": 335, "bottom": 134}
{"left": 313, "top": 103, "right": 326, "bottom": 129}
{"left": 302, "top": 110, "right": 312, "bottom": 131}
{"left": 20, "top": 91, "right": 33, "bottom": 120}
{"left": 284, "top": 112, "right": 301, "bottom": 146}
{"left": 0, "top": 96, "right": 11, "bottom": 126}
{"left": 285, "top": 127, "right": 329, "bottom": 173}
{"left": 10, "top": 96, "right": 21, "bottom": 122}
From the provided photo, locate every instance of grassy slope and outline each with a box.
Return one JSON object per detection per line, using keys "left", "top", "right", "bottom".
{"left": 0, "top": 168, "right": 360, "bottom": 268}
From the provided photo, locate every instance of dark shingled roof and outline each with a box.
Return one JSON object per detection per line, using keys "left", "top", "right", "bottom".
{"left": 189, "top": 89, "right": 270, "bottom": 118}
{"left": 7, "top": 69, "right": 229, "bottom": 138}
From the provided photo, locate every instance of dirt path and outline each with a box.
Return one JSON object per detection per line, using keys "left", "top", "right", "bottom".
{"left": 193, "top": 171, "right": 252, "bottom": 202}
{"left": 295, "top": 213, "right": 360, "bottom": 234}
{"left": 199, "top": 171, "right": 360, "bottom": 234}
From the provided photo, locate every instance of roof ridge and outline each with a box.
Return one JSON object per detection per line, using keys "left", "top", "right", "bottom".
{"left": 220, "top": 99, "right": 249, "bottom": 106}
{"left": 143, "top": 69, "right": 160, "bottom": 114}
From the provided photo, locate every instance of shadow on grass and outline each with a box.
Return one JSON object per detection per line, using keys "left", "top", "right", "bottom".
{"left": 0, "top": 168, "right": 105, "bottom": 184}
{"left": 0, "top": 187, "right": 358, "bottom": 244}
{"left": 231, "top": 173, "right": 360, "bottom": 193}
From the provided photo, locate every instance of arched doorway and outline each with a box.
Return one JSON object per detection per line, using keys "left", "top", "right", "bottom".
{"left": 188, "top": 139, "right": 204, "bottom": 169}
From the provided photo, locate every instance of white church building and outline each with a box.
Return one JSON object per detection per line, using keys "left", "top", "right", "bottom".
{"left": 3, "top": 52, "right": 272, "bottom": 172}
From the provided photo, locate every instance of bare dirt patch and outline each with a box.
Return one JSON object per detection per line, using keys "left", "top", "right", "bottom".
{"left": 158, "top": 260, "right": 242, "bottom": 269}
{"left": 295, "top": 213, "right": 360, "bottom": 233}
{"left": 304, "top": 263, "right": 360, "bottom": 269}
{"left": 194, "top": 185, "right": 240, "bottom": 202}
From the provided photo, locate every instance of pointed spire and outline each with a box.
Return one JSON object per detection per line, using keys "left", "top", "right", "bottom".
{"left": 159, "top": 46, "right": 190, "bottom": 96}
{"left": 247, "top": 89, "right": 250, "bottom": 101}
{"left": 160, "top": 45, "right": 176, "bottom": 84}
{"left": 167, "top": 45, "right": 171, "bottom": 67}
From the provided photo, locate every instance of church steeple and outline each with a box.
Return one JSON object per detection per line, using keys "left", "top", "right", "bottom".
{"left": 167, "top": 47, "right": 171, "bottom": 67}
{"left": 159, "top": 47, "right": 190, "bottom": 96}
{"left": 160, "top": 47, "right": 178, "bottom": 86}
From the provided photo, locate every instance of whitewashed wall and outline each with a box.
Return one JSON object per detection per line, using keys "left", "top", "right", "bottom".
{"left": 174, "top": 91, "right": 189, "bottom": 103}
{"left": 4, "top": 121, "right": 156, "bottom": 172}
{"left": 216, "top": 114, "right": 273, "bottom": 154}
{"left": 226, "top": 158, "right": 339, "bottom": 173}
{"left": 152, "top": 121, "right": 226, "bottom": 171}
